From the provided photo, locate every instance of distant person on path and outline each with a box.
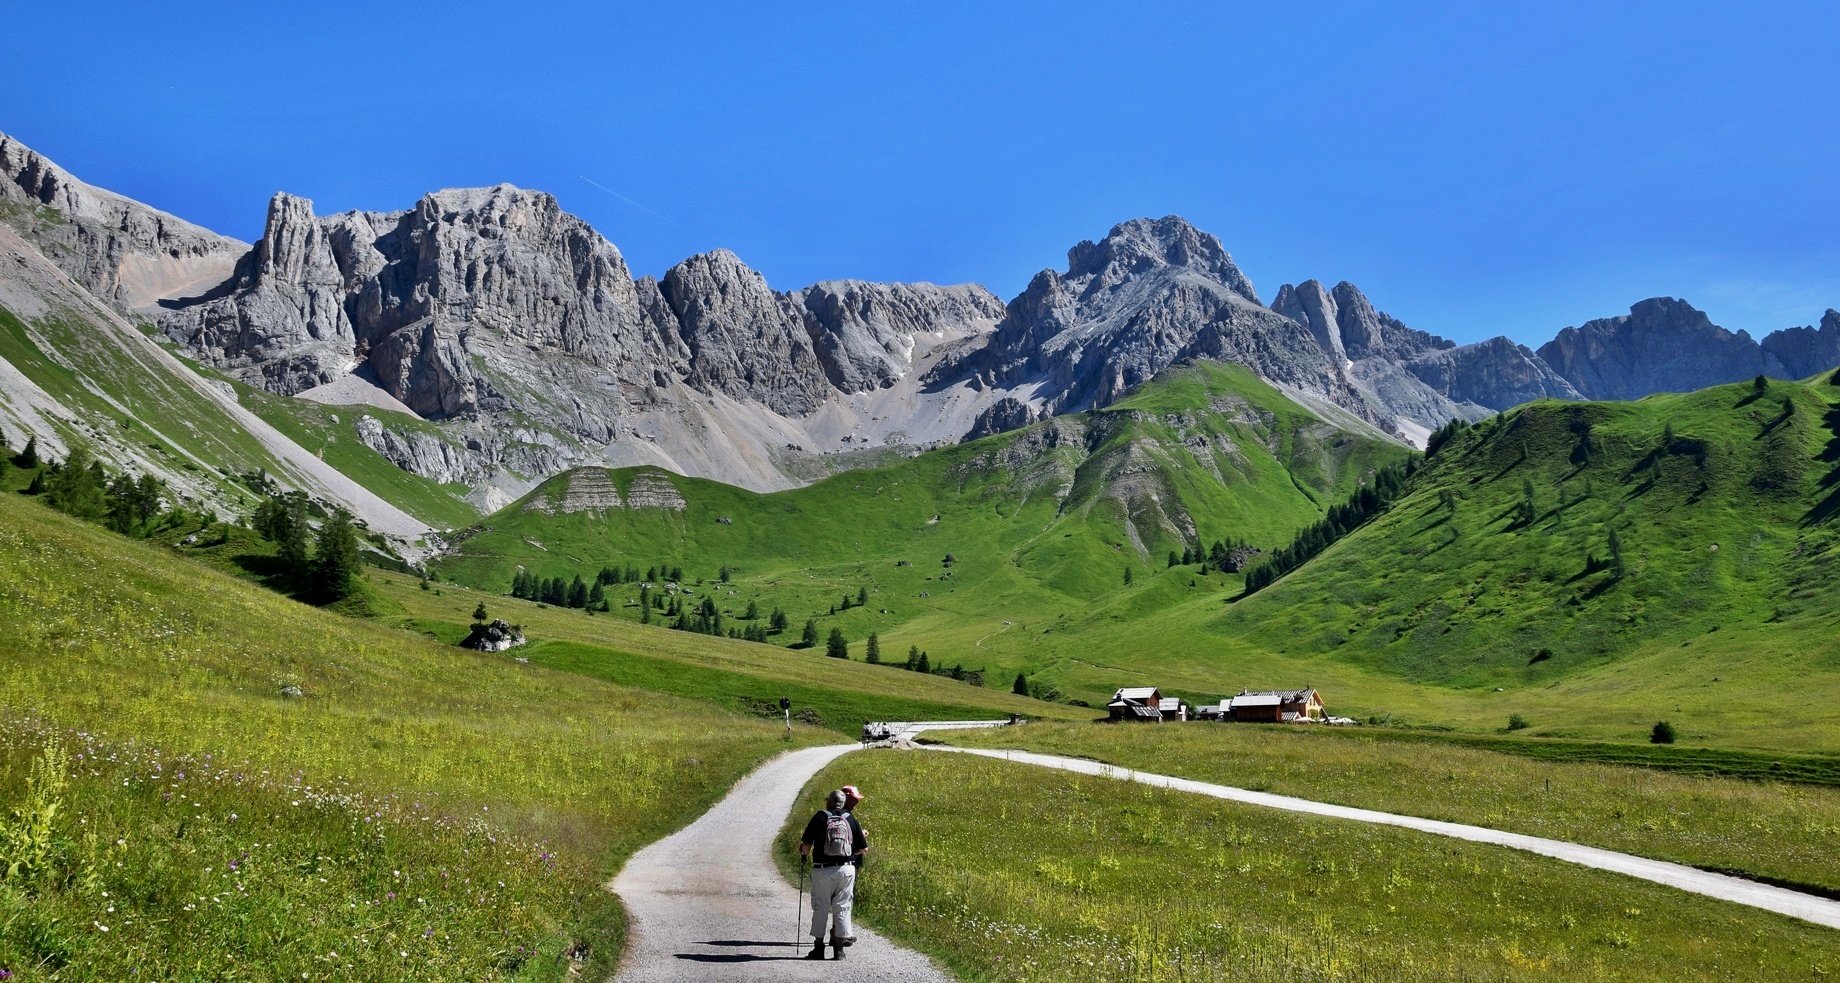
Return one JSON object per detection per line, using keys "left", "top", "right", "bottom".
{"left": 800, "top": 788, "right": 868, "bottom": 960}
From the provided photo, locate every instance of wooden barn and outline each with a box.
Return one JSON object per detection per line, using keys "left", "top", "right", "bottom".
{"left": 1226, "top": 688, "right": 1325, "bottom": 723}
{"left": 1107, "top": 686, "right": 1166, "bottom": 722}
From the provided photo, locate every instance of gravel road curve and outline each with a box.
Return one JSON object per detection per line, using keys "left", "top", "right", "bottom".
{"left": 610, "top": 744, "right": 954, "bottom": 983}
{"left": 936, "top": 745, "right": 1840, "bottom": 931}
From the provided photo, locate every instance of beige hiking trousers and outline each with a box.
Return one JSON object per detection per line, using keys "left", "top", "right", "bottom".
{"left": 808, "top": 863, "right": 856, "bottom": 940}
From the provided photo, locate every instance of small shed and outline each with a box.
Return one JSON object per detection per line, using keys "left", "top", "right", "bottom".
{"left": 1107, "top": 686, "right": 1165, "bottom": 722}
{"left": 1157, "top": 697, "right": 1188, "bottom": 722}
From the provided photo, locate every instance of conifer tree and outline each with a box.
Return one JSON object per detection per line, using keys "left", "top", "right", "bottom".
{"left": 865, "top": 632, "right": 881, "bottom": 664}
{"left": 826, "top": 627, "right": 848, "bottom": 659}
{"left": 1012, "top": 672, "right": 1029, "bottom": 696}
{"left": 1123, "top": 567, "right": 1134, "bottom": 586}
{"left": 917, "top": 652, "right": 930, "bottom": 674}
{"left": 568, "top": 575, "right": 589, "bottom": 609}
{"left": 1608, "top": 527, "right": 1626, "bottom": 579}
{"left": 1168, "top": 550, "right": 1179, "bottom": 568}
{"left": 473, "top": 602, "right": 489, "bottom": 623}
{"left": 801, "top": 620, "right": 819, "bottom": 648}
{"left": 744, "top": 600, "right": 760, "bottom": 620}
{"left": 589, "top": 581, "right": 605, "bottom": 608}
{"left": 276, "top": 495, "right": 312, "bottom": 578}
{"left": 640, "top": 586, "right": 653, "bottom": 624}
{"left": 907, "top": 644, "right": 921, "bottom": 670}
{"left": 770, "top": 608, "right": 788, "bottom": 631}
{"left": 17, "top": 436, "right": 37, "bottom": 469}
{"left": 857, "top": 586, "right": 869, "bottom": 606}
{"left": 314, "top": 508, "right": 364, "bottom": 601}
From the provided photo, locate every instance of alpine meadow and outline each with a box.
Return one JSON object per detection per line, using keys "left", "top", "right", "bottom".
{"left": 6, "top": 7, "right": 1840, "bottom": 977}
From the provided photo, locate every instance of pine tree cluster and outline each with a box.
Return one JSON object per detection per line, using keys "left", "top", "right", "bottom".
{"left": 1242, "top": 460, "right": 1414, "bottom": 595}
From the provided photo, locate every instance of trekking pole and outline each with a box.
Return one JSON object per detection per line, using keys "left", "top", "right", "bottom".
{"left": 795, "top": 855, "right": 807, "bottom": 948}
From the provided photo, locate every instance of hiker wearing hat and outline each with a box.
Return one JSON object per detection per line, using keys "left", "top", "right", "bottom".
{"left": 799, "top": 787, "right": 868, "bottom": 960}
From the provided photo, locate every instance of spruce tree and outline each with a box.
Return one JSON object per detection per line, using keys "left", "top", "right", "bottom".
{"left": 865, "top": 632, "right": 881, "bottom": 664}
{"left": 473, "top": 602, "right": 489, "bottom": 623}
{"left": 917, "top": 652, "right": 930, "bottom": 674}
{"left": 314, "top": 508, "right": 364, "bottom": 601}
{"left": 825, "top": 627, "right": 848, "bottom": 659}
{"left": 907, "top": 644, "right": 920, "bottom": 670}
{"left": 744, "top": 600, "right": 759, "bottom": 620}
{"left": 568, "top": 575, "right": 589, "bottom": 609}
{"left": 1752, "top": 374, "right": 1768, "bottom": 396}
{"left": 1608, "top": 527, "right": 1626, "bottom": 579}
{"left": 770, "top": 608, "right": 788, "bottom": 632}
{"left": 857, "top": 586, "right": 869, "bottom": 606}
{"left": 801, "top": 620, "right": 819, "bottom": 648}
{"left": 640, "top": 586, "right": 653, "bottom": 624}
{"left": 1012, "top": 672, "right": 1029, "bottom": 696}
{"left": 1123, "top": 567, "right": 1134, "bottom": 586}
{"left": 276, "top": 496, "right": 311, "bottom": 577}
{"left": 17, "top": 436, "right": 37, "bottom": 469}
{"left": 589, "top": 581, "right": 605, "bottom": 608}
{"left": 1168, "top": 550, "right": 1179, "bottom": 568}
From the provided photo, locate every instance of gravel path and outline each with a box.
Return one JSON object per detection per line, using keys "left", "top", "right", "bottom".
{"left": 609, "top": 744, "right": 954, "bottom": 982}
{"left": 935, "top": 745, "right": 1840, "bottom": 931}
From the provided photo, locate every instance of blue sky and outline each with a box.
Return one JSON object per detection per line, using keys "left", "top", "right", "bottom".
{"left": 5, "top": 1, "right": 1837, "bottom": 346}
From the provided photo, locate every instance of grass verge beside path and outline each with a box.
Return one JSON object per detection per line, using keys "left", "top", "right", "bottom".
{"left": 0, "top": 493, "right": 824, "bottom": 980}
{"left": 786, "top": 750, "right": 1838, "bottom": 982}
{"left": 946, "top": 723, "right": 1840, "bottom": 896}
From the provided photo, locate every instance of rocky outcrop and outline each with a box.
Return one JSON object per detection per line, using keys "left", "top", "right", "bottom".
{"left": 962, "top": 396, "right": 1040, "bottom": 441}
{"left": 0, "top": 131, "right": 245, "bottom": 310}
{"left": 460, "top": 619, "right": 525, "bottom": 652}
{"left": 1536, "top": 298, "right": 1788, "bottom": 400}
{"left": 1761, "top": 309, "right": 1840, "bottom": 379}
{"left": 353, "top": 416, "right": 480, "bottom": 485}
{"left": 524, "top": 468, "right": 625, "bottom": 514}
{"left": 625, "top": 470, "right": 687, "bottom": 510}
{"left": 935, "top": 217, "right": 1383, "bottom": 428}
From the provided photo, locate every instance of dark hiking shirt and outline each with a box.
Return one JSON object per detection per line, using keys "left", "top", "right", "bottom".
{"left": 801, "top": 809, "right": 866, "bottom": 865}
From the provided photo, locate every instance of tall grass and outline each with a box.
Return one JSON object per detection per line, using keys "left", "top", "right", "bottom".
{"left": 787, "top": 751, "right": 1839, "bottom": 981}
{"left": 0, "top": 493, "right": 820, "bottom": 979}
{"left": 949, "top": 722, "right": 1840, "bottom": 894}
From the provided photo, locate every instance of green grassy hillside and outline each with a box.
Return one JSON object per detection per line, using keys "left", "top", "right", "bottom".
{"left": 0, "top": 489, "right": 825, "bottom": 979}
{"left": 1213, "top": 376, "right": 1840, "bottom": 747}
{"left": 433, "top": 361, "right": 1406, "bottom": 696}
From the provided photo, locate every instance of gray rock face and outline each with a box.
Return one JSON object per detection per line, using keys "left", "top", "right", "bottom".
{"left": 0, "top": 131, "right": 245, "bottom": 310}
{"left": 1760, "top": 309, "right": 1840, "bottom": 379}
{"left": 1267, "top": 279, "right": 1575, "bottom": 436}
{"left": 1401, "top": 336, "right": 1584, "bottom": 410}
{"left": 1536, "top": 297, "right": 1787, "bottom": 400}
{"left": 353, "top": 415, "right": 480, "bottom": 485}
{"left": 660, "top": 249, "right": 832, "bottom": 416}
{"left": 962, "top": 396, "right": 1040, "bottom": 441}
{"left": 794, "top": 279, "right": 1005, "bottom": 392}
{"left": 937, "top": 217, "right": 1382, "bottom": 426}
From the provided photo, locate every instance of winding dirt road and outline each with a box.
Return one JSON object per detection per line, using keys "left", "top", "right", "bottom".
{"left": 610, "top": 744, "right": 952, "bottom": 983}
{"left": 609, "top": 736, "right": 1840, "bottom": 981}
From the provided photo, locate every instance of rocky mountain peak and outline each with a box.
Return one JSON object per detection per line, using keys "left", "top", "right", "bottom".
{"left": 0, "top": 130, "right": 245, "bottom": 309}
{"left": 1759, "top": 308, "right": 1840, "bottom": 380}
{"left": 1536, "top": 297, "right": 1786, "bottom": 401}
{"left": 1065, "top": 215, "right": 1260, "bottom": 305}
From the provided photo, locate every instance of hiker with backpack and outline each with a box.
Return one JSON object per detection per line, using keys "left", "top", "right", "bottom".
{"left": 799, "top": 787, "right": 868, "bottom": 960}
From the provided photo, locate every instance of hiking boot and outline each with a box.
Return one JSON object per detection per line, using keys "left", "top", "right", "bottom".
{"left": 805, "top": 942, "right": 826, "bottom": 960}
{"left": 831, "top": 941, "right": 846, "bottom": 960}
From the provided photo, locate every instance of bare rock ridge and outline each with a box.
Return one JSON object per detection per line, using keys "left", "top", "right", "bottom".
{"left": 0, "top": 131, "right": 245, "bottom": 310}
{"left": 1267, "top": 278, "right": 1584, "bottom": 437}
{"left": 1536, "top": 297, "right": 1802, "bottom": 400}
{"left": 8, "top": 129, "right": 1839, "bottom": 499}
{"left": 931, "top": 217, "right": 1389, "bottom": 432}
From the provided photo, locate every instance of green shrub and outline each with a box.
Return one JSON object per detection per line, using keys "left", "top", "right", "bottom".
{"left": 1651, "top": 720, "right": 1678, "bottom": 744}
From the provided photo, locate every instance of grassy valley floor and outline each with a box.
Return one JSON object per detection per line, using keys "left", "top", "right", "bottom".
{"left": 787, "top": 750, "right": 1840, "bottom": 982}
